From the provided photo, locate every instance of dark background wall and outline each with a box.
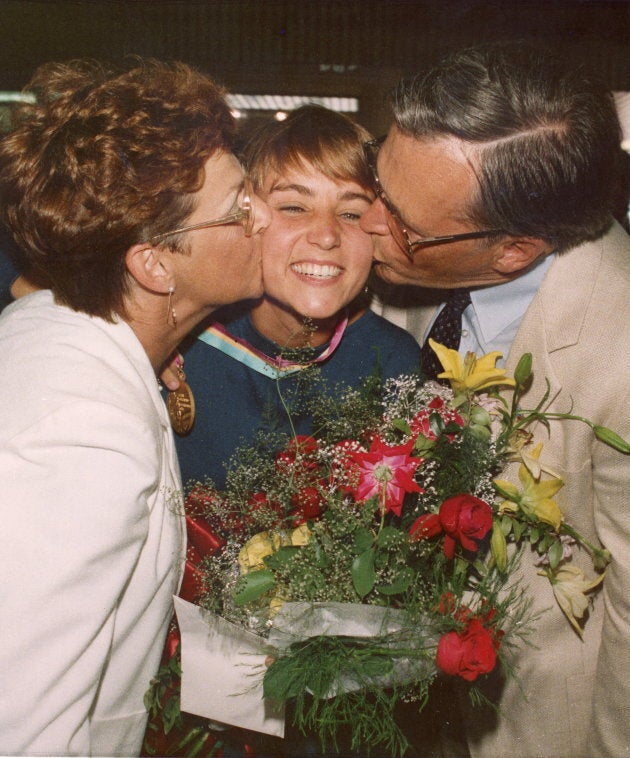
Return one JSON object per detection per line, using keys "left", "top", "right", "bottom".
{"left": 0, "top": 0, "right": 628, "bottom": 135}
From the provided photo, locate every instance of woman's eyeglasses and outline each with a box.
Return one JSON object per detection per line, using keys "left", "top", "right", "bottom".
{"left": 151, "top": 177, "right": 254, "bottom": 244}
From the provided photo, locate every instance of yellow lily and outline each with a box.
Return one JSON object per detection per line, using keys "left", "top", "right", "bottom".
{"left": 495, "top": 459, "right": 564, "bottom": 530}
{"left": 429, "top": 339, "right": 516, "bottom": 394}
{"left": 517, "top": 442, "right": 562, "bottom": 480}
{"left": 543, "top": 564, "right": 605, "bottom": 637}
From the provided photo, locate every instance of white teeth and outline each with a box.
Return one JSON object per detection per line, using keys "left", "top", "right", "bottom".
{"left": 291, "top": 262, "right": 341, "bottom": 279}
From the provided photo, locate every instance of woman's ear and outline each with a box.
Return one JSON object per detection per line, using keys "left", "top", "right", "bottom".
{"left": 125, "top": 243, "right": 174, "bottom": 294}
{"left": 492, "top": 237, "right": 553, "bottom": 275}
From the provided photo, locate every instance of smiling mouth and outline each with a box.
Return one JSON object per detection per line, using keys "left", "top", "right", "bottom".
{"left": 290, "top": 262, "right": 342, "bottom": 279}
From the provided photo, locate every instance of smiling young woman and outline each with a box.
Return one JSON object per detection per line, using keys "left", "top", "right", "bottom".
{"left": 172, "top": 105, "right": 422, "bottom": 490}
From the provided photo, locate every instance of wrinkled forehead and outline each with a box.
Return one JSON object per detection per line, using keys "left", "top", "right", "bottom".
{"left": 379, "top": 128, "right": 480, "bottom": 226}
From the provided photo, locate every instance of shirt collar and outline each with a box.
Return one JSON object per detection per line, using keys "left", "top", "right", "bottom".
{"left": 469, "top": 253, "right": 554, "bottom": 344}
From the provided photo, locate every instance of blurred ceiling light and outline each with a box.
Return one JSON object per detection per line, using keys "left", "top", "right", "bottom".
{"left": 0, "top": 92, "right": 36, "bottom": 103}
{"left": 274, "top": 111, "right": 288, "bottom": 121}
{"left": 226, "top": 94, "right": 358, "bottom": 113}
{"left": 614, "top": 92, "right": 630, "bottom": 152}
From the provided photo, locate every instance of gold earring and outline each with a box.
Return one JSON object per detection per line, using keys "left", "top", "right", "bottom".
{"left": 166, "top": 286, "right": 177, "bottom": 327}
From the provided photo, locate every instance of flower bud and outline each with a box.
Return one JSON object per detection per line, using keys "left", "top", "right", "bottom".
{"left": 469, "top": 423, "right": 491, "bottom": 441}
{"left": 490, "top": 521, "right": 508, "bottom": 573}
{"left": 514, "top": 353, "right": 533, "bottom": 386}
{"left": 470, "top": 406, "right": 492, "bottom": 427}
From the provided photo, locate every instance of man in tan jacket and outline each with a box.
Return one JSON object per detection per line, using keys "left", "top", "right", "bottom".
{"left": 362, "top": 42, "right": 630, "bottom": 758}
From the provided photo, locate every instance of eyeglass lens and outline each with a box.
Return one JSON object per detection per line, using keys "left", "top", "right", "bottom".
{"left": 365, "top": 140, "right": 414, "bottom": 256}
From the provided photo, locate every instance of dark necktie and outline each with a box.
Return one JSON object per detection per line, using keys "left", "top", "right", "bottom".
{"left": 420, "top": 288, "right": 472, "bottom": 381}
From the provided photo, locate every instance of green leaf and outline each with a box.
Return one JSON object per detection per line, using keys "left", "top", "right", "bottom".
{"left": 353, "top": 527, "right": 374, "bottom": 554}
{"left": 375, "top": 566, "right": 414, "bottom": 595}
{"left": 429, "top": 412, "right": 445, "bottom": 437}
{"left": 453, "top": 557, "right": 468, "bottom": 577}
{"left": 512, "top": 519, "right": 525, "bottom": 541}
{"left": 529, "top": 527, "right": 540, "bottom": 544}
{"left": 264, "top": 546, "right": 298, "bottom": 569}
{"left": 352, "top": 548, "right": 376, "bottom": 597}
{"left": 414, "top": 436, "right": 436, "bottom": 455}
{"left": 377, "top": 525, "right": 402, "bottom": 548}
{"left": 500, "top": 514, "right": 513, "bottom": 536}
{"left": 263, "top": 657, "right": 306, "bottom": 700}
{"left": 362, "top": 656, "right": 394, "bottom": 677}
{"left": 547, "top": 539, "right": 564, "bottom": 570}
{"left": 234, "top": 569, "right": 276, "bottom": 606}
{"left": 391, "top": 418, "right": 412, "bottom": 435}
{"left": 313, "top": 543, "right": 331, "bottom": 569}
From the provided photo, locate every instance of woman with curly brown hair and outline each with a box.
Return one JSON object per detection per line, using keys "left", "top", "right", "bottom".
{"left": 0, "top": 59, "right": 269, "bottom": 756}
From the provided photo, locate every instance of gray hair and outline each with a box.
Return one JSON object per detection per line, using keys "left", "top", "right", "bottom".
{"left": 391, "top": 43, "right": 622, "bottom": 252}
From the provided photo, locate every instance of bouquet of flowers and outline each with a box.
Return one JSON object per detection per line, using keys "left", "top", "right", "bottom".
{"left": 145, "top": 341, "right": 627, "bottom": 757}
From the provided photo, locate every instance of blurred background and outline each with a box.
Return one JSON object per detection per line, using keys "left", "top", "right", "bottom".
{"left": 0, "top": 0, "right": 628, "bottom": 143}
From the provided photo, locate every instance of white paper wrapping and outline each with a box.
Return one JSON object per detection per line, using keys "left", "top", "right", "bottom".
{"left": 174, "top": 596, "right": 285, "bottom": 737}
{"left": 175, "top": 597, "right": 437, "bottom": 736}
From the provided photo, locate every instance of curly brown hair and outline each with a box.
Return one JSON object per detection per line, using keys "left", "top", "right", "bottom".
{"left": 0, "top": 59, "right": 235, "bottom": 320}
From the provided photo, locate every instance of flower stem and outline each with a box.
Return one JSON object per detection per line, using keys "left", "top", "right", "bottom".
{"left": 560, "top": 523, "right": 611, "bottom": 566}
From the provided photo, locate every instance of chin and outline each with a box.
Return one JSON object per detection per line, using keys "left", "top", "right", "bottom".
{"left": 372, "top": 261, "right": 417, "bottom": 286}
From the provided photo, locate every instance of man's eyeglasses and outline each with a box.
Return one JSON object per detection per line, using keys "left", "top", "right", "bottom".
{"left": 151, "top": 177, "right": 254, "bottom": 244}
{"left": 364, "top": 137, "right": 505, "bottom": 259}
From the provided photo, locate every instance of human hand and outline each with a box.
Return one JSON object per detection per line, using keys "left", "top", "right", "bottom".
{"left": 160, "top": 352, "right": 185, "bottom": 390}
{"left": 10, "top": 274, "right": 40, "bottom": 299}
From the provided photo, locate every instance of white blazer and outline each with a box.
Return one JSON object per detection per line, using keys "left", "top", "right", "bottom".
{"left": 0, "top": 291, "right": 185, "bottom": 756}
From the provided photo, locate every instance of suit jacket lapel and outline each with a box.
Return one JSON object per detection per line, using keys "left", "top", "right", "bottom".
{"left": 506, "top": 235, "right": 605, "bottom": 409}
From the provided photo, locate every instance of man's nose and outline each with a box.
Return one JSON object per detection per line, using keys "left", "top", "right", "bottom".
{"left": 359, "top": 197, "right": 390, "bottom": 236}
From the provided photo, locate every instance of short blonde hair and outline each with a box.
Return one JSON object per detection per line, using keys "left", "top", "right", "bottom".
{"left": 244, "top": 105, "right": 373, "bottom": 193}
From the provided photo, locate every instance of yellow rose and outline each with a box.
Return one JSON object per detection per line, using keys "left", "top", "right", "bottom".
{"left": 238, "top": 526, "right": 312, "bottom": 574}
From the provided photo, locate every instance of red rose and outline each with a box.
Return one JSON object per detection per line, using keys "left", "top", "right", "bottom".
{"left": 409, "top": 512, "right": 442, "bottom": 540}
{"left": 290, "top": 485, "right": 325, "bottom": 525}
{"left": 275, "top": 435, "right": 319, "bottom": 470}
{"left": 409, "top": 494, "right": 492, "bottom": 558}
{"left": 436, "top": 618, "right": 498, "bottom": 681}
{"left": 440, "top": 494, "right": 493, "bottom": 558}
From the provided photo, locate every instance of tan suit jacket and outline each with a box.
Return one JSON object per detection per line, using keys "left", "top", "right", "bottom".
{"left": 374, "top": 222, "right": 630, "bottom": 757}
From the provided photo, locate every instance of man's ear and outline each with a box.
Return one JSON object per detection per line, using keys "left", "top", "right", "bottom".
{"left": 125, "top": 243, "right": 174, "bottom": 294}
{"left": 492, "top": 237, "right": 552, "bottom": 275}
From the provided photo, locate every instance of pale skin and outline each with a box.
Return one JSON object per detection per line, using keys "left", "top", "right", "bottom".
{"left": 6, "top": 150, "right": 271, "bottom": 387}
{"left": 109, "top": 151, "right": 269, "bottom": 375}
{"left": 249, "top": 163, "right": 375, "bottom": 349}
{"left": 165, "top": 163, "right": 375, "bottom": 388}
{"left": 359, "top": 126, "right": 553, "bottom": 289}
